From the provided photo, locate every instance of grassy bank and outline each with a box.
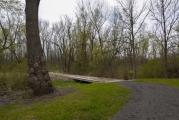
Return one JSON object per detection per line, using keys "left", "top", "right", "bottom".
{"left": 136, "top": 79, "right": 179, "bottom": 88}
{"left": 0, "top": 80, "right": 130, "bottom": 120}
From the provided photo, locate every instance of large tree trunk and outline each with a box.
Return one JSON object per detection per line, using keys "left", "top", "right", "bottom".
{"left": 25, "top": 0, "right": 54, "bottom": 96}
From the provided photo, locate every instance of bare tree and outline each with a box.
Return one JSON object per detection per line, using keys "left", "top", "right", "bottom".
{"left": 25, "top": 0, "right": 53, "bottom": 96}
{"left": 150, "top": 0, "right": 179, "bottom": 77}
{"left": 117, "top": 0, "right": 149, "bottom": 78}
{"left": 50, "top": 16, "right": 74, "bottom": 72}
{"left": 109, "top": 6, "right": 124, "bottom": 57}
{"left": 74, "top": 0, "right": 91, "bottom": 74}
{"left": 0, "top": 0, "right": 25, "bottom": 63}
{"left": 87, "top": 1, "right": 108, "bottom": 51}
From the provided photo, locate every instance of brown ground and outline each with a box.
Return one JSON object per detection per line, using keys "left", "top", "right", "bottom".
{"left": 0, "top": 88, "right": 75, "bottom": 105}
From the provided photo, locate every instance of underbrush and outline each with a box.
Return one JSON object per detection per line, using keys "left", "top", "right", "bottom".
{"left": 0, "top": 60, "right": 27, "bottom": 73}
{"left": 0, "top": 73, "right": 29, "bottom": 101}
{"left": 0, "top": 61, "right": 28, "bottom": 95}
{"left": 138, "top": 58, "right": 179, "bottom": 78}
{"left": 0, "top": 73, "right": 27, "bottom": 91}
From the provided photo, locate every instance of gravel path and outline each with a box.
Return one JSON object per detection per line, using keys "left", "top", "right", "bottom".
{"left": 112, "top": 81, "right": 179, "bottom": 120}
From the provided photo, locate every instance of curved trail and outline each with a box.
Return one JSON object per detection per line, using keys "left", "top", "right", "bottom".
{"left": 112, "top": 82, "right": 179, "bottom": 120}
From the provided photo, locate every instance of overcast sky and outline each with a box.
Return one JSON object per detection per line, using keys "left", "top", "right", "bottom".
{"left": 21, "top": 0, "right": 147, "bottom": 26}
{"left": 38, "top": 0, "right": 118, "bottom": 23}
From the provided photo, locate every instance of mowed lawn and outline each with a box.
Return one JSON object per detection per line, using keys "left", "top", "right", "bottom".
{"left": 136, "top": 79, "right": 179, "bottom": 88}
{"left": 0, "top": 80, "right": 130, "bottom": 120}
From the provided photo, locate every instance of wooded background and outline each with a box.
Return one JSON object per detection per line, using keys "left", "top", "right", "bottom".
{"left": 0, "top": 0, "right": 179, "bottom": 79}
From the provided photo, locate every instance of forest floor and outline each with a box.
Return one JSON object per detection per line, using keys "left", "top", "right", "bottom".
{"left": 112, "top": 80, "right": 179, "bottom": 120}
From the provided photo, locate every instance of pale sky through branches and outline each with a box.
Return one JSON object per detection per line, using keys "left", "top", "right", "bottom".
{"left": 21, "top": 0, "right": 147, "bottom": 24}
{"left": 38, "top": 0, "right": 118, "bottom": 23}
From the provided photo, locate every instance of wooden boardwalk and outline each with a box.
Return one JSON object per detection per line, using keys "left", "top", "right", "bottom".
{"left": 50, "top": 72, "right": 131, "bottom": 83}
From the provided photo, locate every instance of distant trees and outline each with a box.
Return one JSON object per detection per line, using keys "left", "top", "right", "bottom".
{"left": 37, "top": 0, "right": 179, "bottom": 78}
{"left": 51, "top": 16, "right": 74, "bottom": 72}
{"left": 0, "top": 0, "right": 25, "bottom": 63}
{"left": 25, "top": 0, "right": 53, "bottom": 95}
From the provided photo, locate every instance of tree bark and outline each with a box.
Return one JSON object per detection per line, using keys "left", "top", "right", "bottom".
{"left": 25, "top": 0, "right": 54, "bottom": 96}
{"left": 130, "top": 1, "right": 137, "bottom": 79}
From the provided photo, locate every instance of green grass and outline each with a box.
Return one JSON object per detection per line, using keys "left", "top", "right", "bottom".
{"left": 136, "top": 79, "right": 179, "bottom": 88}
{"left": 0, "top": 80, "right": 130, "bottom": 120}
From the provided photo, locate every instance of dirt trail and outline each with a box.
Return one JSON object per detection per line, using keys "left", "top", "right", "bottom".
{"left": 112, "top": 81, "right": 179, "bottom": 120}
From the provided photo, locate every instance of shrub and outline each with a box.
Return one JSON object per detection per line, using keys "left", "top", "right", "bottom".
{"left": 0, "top": 60, "right": 27, "bottom": 73}
{"left": 167, "top": 57, "right": 179, "bottom": 78}
{"left": 0, "top": 73, "right": 27, "bottom": 91}
{"left": 138, "top": 59, "right": 165, "bottom": 78}
{"left": 0, "top": 77, "right": 8, "bottom": 96}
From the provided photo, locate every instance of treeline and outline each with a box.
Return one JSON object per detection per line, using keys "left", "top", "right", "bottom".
{"left": 1, "top": 0, "right": 179, "bottom": 79}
